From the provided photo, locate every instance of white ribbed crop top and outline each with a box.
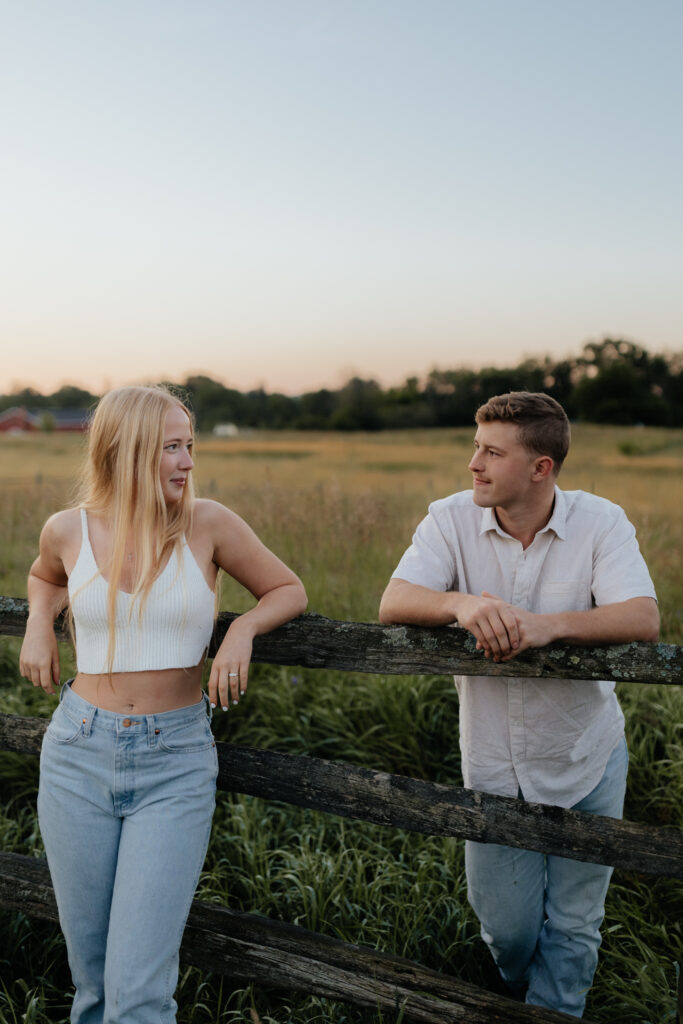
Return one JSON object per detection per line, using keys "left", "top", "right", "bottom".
{"left": 68, "top": 509, "right": 215, "bottom": 673}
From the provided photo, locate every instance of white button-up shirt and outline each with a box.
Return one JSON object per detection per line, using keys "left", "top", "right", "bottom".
{"left": 392, "top": 486, "right": 657, "bottom": 808}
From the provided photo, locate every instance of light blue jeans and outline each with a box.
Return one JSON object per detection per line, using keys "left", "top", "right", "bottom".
{"left": 38, "top": 682, "right": 218, "bottom": 1024}
{"left": 465, "top": 737, "right": 628, "bottom": 1018}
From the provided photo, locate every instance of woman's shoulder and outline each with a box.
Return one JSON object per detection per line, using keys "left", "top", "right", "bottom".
{"left": 193, "top": 498, "right": 243, "bottom": 527}
{"left": 42, "top": 508, "right": 82, "bottom": 542}
{"left": 37, "top": 508, "right": 83, "bottom": 567}
{"left": 190, "top": 499, "right": 254, "bottom": 548}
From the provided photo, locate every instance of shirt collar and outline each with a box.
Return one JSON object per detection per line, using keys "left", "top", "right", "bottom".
{"left": 546, "top": 485, "right": 567, "bottom": 540}
{"left": 479, "top": 485, "right": 567, "bottom": 541}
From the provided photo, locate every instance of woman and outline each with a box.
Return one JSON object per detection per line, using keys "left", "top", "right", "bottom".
{"left": 19, "top": 384, "right": 307, "bottom": 1024}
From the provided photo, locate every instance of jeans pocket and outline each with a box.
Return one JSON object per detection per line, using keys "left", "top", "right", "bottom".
{"left": 44, "top": 703, "right": 85, "bottom": 746}
{"left": 157, "top": 716, "right": 215, "bottom": 754}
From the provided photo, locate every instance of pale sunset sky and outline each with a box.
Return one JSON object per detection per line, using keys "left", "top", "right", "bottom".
{"left": 1, "top": 0, "right": 681, "bottom": 397}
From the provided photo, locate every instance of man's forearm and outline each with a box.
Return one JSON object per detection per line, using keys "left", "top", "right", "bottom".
{"left": 540, "top": 597, "right": 660, "bottom": 646}
{"left": 379, "top": 578, "right": 458, "bottom": 626}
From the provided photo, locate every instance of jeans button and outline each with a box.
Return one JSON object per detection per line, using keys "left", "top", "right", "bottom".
{"left": 122, "top": 718, "right": 131, "bottom": 727}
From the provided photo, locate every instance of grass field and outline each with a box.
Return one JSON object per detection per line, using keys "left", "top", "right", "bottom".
{"left": 1, "top": 425, "right": 681, "bottom": 1023}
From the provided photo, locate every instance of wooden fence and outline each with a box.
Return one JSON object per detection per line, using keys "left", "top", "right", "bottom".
{"left": 1, "top": 596, "right": 682, "bottom": 1024}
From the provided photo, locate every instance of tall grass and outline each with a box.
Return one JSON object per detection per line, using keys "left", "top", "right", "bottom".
{"left": 0, "top": 426, "right": 681, "bottom": 1022}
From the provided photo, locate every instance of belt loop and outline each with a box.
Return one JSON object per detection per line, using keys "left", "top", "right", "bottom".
{"left": 146, "top": 715, "right": 157, "bottom": 747}
{"left": 58, "top": 678, "right": 74, "bottom": 703}
{"left": 203, "top": 691, "right": 213, "bottom": 723}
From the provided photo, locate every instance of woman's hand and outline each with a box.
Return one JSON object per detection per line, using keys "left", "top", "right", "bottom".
{"left": 200, "top": 501, "right": 307, "bottom": 711}
{"left": 20, "top": 614, "right": 61, "bottom": 694}
{"left": 207, "top": 617, "right": 255, "bottom": 710}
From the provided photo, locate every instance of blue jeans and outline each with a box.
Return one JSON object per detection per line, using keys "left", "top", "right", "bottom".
{"left": 465, "top": 737, "right": 628, "bottom": 1018}
{"left": 38, "top": 682, "right": 218, "bottom": 1024}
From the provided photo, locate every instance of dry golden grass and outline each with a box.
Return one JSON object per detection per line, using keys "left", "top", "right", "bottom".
{"left": 2, "top": 424, "right": 681, "bottom": 639}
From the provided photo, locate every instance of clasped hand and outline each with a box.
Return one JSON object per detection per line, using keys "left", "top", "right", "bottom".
{"left": 455, "top": 592, "right": 552, "bottom": 662}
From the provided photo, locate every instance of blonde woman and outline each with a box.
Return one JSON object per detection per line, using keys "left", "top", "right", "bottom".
{"left": 19, "top": 385, "right": 307, "bottom": 1024}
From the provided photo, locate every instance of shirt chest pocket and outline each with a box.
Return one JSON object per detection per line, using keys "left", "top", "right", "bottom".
{"left": 539, "top": 581, "right": 592, "bottom": 613}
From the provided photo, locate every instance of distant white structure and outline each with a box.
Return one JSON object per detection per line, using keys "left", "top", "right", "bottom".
{"left": 213, "top": 423, "right": 240, "bottom": 437}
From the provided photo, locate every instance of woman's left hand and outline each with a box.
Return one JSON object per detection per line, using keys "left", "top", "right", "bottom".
{"left": 208, "top": 618, "right": 254, "bottom": 710}
{"left": 200, "top": 500, "right": 307, "bottom": 711}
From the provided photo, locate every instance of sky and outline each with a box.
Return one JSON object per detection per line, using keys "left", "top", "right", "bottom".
{"left": 1, "top": 0, "right": 681, "bottom": 397}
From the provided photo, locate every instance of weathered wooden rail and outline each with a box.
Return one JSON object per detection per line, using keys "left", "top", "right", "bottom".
{"left": 1, "top": 598, "right": 682, "bottom": 1023}
{"left": 0, "top": 852, "right": 585, "bottom": 1024}
{"left": 3, "top": 715, "right": 682, "bottom": 878}
{"left": 2, "top": 597, "right": 682, "bottom": 684}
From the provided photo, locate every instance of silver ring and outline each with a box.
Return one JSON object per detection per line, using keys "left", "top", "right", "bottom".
{"left": 228, "top": 672, "right": 239, "bottom": 677}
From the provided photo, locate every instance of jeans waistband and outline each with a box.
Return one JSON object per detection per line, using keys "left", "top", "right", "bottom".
{"left": 58, "top": 679, "right": 212, "bottom": 732}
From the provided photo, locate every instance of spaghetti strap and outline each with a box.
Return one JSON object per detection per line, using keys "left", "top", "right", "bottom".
{"left": 70, "top": 509, "right": 98, "bottom": 582}
{"left": 78, "top": 509, "right": 95, "bottom": 561}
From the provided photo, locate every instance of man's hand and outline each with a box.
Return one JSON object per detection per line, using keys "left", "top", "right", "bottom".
{"left": 456, "top": 591, "right": 522, "bottom": 662}
{"left": 487, "top": 599, "right": 556, "bottom": 661}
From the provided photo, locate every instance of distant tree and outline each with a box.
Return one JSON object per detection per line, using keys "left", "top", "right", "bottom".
{"left": 1, "top": 339, "right": 680, "bottom": 431}
{"left": 329, "top": 377, "right": 383, "bottom": 431}
{"left": 424, "top": 368, "right": 479, "bottom": 425}
{"left": 182, "top": 375, "right": 246, "bottom": 431}
{"left": 540, "top": 357, "right": 574, "bottom": 410}
{"left": 571, "top": 339, "right": 672, "bottom": 424}
{"left": 380, "top": 377, "right": 435, "bottom": 428}
{"left": 422, "top": 362, "right": 547, "bottom": 426}
{"left": 265, "top": 392, "right": 298, "bottom": 429}
{"left": 0, "top": 387, "right": 46, "bottom": 412}
{"left": 294, "top": 389, "right": 338, "bottom": 429}
{"left": 49, "top": 385, "right": 97, "bottom": 409}
{"left": 659, "top": 353, "right": 683, "bottom": 426}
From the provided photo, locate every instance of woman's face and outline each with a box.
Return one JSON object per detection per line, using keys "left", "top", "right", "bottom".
{"left": 159, "top": 406, "right": 194, "bottom": 505}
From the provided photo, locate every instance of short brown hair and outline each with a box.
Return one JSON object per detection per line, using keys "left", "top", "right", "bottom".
{"left": 475, "top": 392, "right": 570, "bottom": 471}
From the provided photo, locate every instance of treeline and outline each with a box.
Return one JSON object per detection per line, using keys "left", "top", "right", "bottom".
{"left": 3, "top": 339, "right": 682, "bottom": 432}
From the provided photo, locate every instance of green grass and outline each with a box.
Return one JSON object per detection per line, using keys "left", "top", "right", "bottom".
{"left": 0, "top": 426, "right": 682, "bottom": 1022}
{"left": 1, "top": 656, "right": 680, "bottom": 1022}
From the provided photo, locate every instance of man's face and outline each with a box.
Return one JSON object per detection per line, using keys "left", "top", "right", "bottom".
{"left": 467, "top": 420, "right": 539, "bottom": 510}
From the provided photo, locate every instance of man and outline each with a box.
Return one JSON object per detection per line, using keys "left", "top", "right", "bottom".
{"left": 379, "top": 392, "right": 658, "bottom": 1017}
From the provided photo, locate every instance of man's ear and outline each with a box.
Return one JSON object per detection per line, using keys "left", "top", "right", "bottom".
{"left": 532, "top": 455, "right": 555, "bottom": 480}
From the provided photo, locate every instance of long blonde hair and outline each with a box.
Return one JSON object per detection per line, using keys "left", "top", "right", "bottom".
{"left": 73, "top": 384, "right": 196, "bottom": 673}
